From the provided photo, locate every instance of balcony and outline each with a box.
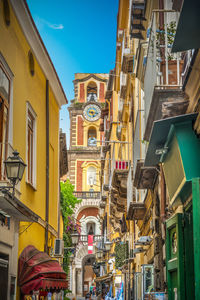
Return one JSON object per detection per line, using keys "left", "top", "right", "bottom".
{"left": 127, "top": 202, "right": 146, "bottom": 220}
{"left": 127, "top": 166, "right": 136, "bottom": 214}
{"left": 79, "top": 235, "right": 103, "bottom": 243}
{"left": 73, "top": 191, "right": 101, "bottom": 199}
{"left": 120, "top": 72, "right": 127, "bottom": 99}
{"left": 121, "top": 35, "right": 134, "bottom": 74}
{"left": 118, "top": 95, "right": 124, "bottom": 120}
{"left": 105, "top": 70, "right": 114, "bottom": 100}
{"left": 143, "top": 10, "right": 189, "bottom": 141}
{"left": 130, "top": 0, "right": 146, "bottom": 40}
{"left": 110, "top": 143, "right": 130, "bottom": 181}
{"left": 134, "top": 159, "right": 158, "bottom": 189}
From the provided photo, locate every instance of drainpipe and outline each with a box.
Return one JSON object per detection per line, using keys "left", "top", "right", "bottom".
{"left": 159, "top": 0, "right": 164, "bottom": 26}
{"left": 160, "top": 165, "right": 166, "bottom": 222}
{"left": 45, "top": 79, "right": 49, "bottom": 253}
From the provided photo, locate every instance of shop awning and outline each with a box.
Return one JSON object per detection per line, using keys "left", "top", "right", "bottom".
{"left": 18, "top": 245, "right": 68, "bottom": 294}
{"left": 95, "top": 274, "right": 112, "bottom": 283}
{"left": 172, "top": 0, "right": 200, "bottom": 52}
{"left": 144, "top": 113, "right": 198, "bottom": 167}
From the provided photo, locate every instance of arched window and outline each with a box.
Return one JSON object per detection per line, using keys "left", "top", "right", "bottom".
{"left": 87, "top": 222, "right": 96, "bottom": 235}
{"left": 87, "top": 166, "right": 96, "bottom": 186}
{"left": 87, "top": 81, "right": 97, "bottom": 102}
{"left": 88, "top": 127, "right": 97, "bottom": 146}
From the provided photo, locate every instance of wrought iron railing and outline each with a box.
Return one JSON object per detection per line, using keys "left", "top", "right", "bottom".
{"left": 79, "top": 235, "right": 103, "bottom": 243}
{"left": 73, "top": 191, "right": 101, "bottom": 199}
{"left": 109, "top": 142, "right": 130, "bottom": 187}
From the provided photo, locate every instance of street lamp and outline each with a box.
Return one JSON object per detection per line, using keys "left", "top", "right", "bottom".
{"left": 104, "top": 241, "right": 112, "bottom": 251}
{"left": 96, "top": 249, "right": 104, "bottom": 260}
{"left": 71, "top": 231, "right": 79, "bottom": 246}
{"left": 2, "top": 151, "right": 26, "bottom": 196}
{"left": 69, "top": 253, "right": 74, "bottom": 263}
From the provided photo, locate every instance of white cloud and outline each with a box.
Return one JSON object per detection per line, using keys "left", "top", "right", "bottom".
{"left": 35, "top": 17, "right": 64, "bottom": 30}
{"left": 46, "top": 22, "right": 64, "bottom": 30}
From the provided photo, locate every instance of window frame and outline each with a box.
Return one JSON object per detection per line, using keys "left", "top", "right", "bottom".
{"left": 87, "top": 166, "right": 96, "bottom": 186}
{"left": 87, "top": 127, "right": 97, "bottom": 147}
{"left": 26, "top": 102, "right": 37, "bottom": 189}
{"left": 0, "top": 56, "right": 13, "bottom": 180}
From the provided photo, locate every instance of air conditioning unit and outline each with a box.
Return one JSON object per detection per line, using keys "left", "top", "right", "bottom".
{"left": 54, "top": 239, "right": 64, "bottom": 256}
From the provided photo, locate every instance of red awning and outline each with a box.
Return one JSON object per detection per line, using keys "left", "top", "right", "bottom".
{"left": 18, "top": 245, "right": 68, "bottom": 294}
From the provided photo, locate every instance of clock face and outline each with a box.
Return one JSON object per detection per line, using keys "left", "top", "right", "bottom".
{"left": 83, "top": 104, "right": 101, "bottom": 122}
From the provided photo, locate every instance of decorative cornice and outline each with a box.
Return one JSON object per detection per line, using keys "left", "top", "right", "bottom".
{"left": 68, "top": 148, "right": 101, "bottom": 154}
{"left": 74, "top": 74, "right": 108, "bottom": 83}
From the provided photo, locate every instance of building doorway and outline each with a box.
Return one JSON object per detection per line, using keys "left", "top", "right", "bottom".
{"left": 0, "top": 253, "right": 9, "bottom": 299}
{"left": 82, "top": 255, "right": 95, "bottom": 297}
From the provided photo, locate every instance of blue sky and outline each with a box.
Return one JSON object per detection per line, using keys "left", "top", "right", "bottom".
{"left": 27, "top": 0, "right": 119, "bottom": 146}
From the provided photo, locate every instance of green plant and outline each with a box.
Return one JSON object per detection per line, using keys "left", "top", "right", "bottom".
{"left": 74, "top": 101, "right": 83, "bottom": 108}
{"left": 156, "top": 21, "right": 177, "bottom": 60}
{"left": 114, "top": 242, "right": 129, "bottom": 269}
{"left": 60, "top": 180, "right": 82, "bottom": 273}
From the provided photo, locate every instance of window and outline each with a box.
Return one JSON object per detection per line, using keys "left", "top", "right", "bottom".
{"left": 88, "top": 127, "right": 97, "bottom": 146}
{"left": 26, "top": 103, "right": 36, "bottom": 187}
{"left": 0, "top": 65, "right": 10, "bottom": 179}
{"left": 28, "top": 51, "right": 35, "bottom": 76}
{"left": 87, "top": 166, "right": 96, "bottom": 186}
{"left": 142, "top": 264, "right": 154, "bottom": 296}
{"left": 87, "top": 81, "right": 97, "bottom": 102}
{"left": 10, "top": 276, "right": 16, "bottom": 300}
{"left": 87, "top": 222, "right": 95, "bottom": 235}
{"left": 3, "top": 0, "right": 10, "bottom": 27}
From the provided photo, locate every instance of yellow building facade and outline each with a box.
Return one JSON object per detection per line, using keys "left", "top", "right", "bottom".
{"left": 100, "top": 0, "right": 158, "bottom": 298}
{"left": 0, "top": 0, "right": 67, "bottom": 298}
{"left": 100, "top": 0, "right": 199, "bottom": 299}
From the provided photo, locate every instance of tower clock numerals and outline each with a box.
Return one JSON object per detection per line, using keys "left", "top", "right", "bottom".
{"left": 83, "top": 104, "right": 101, "bottom": 122}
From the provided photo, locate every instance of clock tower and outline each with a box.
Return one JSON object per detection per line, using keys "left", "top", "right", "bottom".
{"left": 67, "top": 73, "right": 108, "bottom": 296}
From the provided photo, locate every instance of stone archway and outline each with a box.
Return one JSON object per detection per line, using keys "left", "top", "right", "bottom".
{"left": 74, "top": 200, "right": 100, "bottom": 220}
{"left": 72, "top": 245, "right": 95, "bottom": 296}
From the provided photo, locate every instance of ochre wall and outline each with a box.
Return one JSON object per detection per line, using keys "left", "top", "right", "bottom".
{"left": 0, "top": 0, "right": 60, "bottom": 254}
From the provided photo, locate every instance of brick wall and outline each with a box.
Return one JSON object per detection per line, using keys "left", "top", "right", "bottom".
{"left": 77, "top": 160, "right": 84, "bottom": 191}
{"left": 77, "top": 116, "right": 83, "bottom": 145}
{"left": 77, "top": 207, "right": 99, "bottom": 221}
{"left": 79, "top": 83, "right": 85, "bottom": 102}
{"left": 99, "top": 83, "right": 105, "bottom": 102}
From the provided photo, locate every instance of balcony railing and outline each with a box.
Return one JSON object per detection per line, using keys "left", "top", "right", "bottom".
{"left": 144, "top": 10, "right": 183, "bottom": 126}
{"left": 73, "top": 191, "right": 101, "bottom": 199}
{"left": 79, "top": 235, "right": 103, "bottom": 243}
{"left": 109, "top": 142, "right": 130, "bottom": 187}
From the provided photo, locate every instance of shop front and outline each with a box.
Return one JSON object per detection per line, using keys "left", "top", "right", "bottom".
{"left": 18, "top": 245, "right": 68, "bottom": 300}
{"left": 95, "top": 273, "right": 113, "bottom": 299}
{"left": 145, "top": 113, "right": 200, "bottom": 300}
